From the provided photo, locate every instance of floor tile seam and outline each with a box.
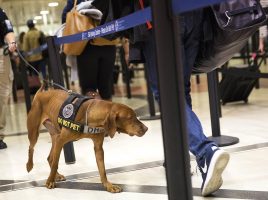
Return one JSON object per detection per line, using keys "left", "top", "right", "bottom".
{"left": 54, "top": 183, "right": 268, "bottom": 199}
{"left": 0, "top": 161, "right": 164, "bottom": 191}
{"left": 2, "top": 181, "right": 268, "bottom": 200}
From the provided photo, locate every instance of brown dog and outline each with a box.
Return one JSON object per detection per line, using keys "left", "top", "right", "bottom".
{"left": 26, "top": 85, "right": 148, "bottom": 193}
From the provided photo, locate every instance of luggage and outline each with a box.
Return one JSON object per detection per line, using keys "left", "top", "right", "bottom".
{"left": 219, "top": 53, "right": 264, "bottom": 105}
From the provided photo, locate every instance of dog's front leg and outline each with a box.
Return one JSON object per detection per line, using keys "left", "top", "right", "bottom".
{"left": 46, "top": 136, "right": 65, "bottom": 189}
{"left": 93, "top": 138, "right": 122, "bottom": 193}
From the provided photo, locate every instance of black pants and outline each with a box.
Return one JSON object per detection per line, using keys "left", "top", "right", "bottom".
{"left": 77, "top": 43, "right": 116, "bottom": 99}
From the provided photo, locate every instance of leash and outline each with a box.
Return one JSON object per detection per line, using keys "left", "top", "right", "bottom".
{"left": 15, "top": 46, "right": 69, "bottom": 92}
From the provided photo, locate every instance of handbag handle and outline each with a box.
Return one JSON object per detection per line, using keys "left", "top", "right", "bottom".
{"left": 73, "top": 0, "right": 78, "bottom": 10}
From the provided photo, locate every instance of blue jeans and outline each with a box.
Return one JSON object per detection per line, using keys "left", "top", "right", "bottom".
{"left": 141, "top": 10, "right": 216, "bottom": 159}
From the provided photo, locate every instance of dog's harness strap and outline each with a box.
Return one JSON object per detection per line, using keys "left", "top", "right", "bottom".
{"left": 57, "top": 117, "right": 105, "bottom": 133}
{"left": 58, "top": 93, "right": 105, "bottom": 134}
{"left": 59, "top": 93, "right": 90, "bottom": 121}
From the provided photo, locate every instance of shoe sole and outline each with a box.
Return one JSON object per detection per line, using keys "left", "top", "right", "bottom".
{"left": 201, "top": 151, "right": 230, "bottom": 196}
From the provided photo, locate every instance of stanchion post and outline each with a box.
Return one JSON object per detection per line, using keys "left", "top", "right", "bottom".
{"left": 119, "top": 47, "right": 132, "bottom": 98}
{"left": 139, "top": 64, "right": 160, "bottom": 120}
{"left": 207, "top": 70, "right": 239, "bottom": 146}
{"left": 151, "top": 0, "right": 193, "bottom": 199}
{"left": 20, "top": 62, "right": 32, "bottom": 113}
{"left": 46, "top": 36, "right": 76, "bottom": 164}
{"left": 60, "top": 53, "right": 70, "bottom": 90}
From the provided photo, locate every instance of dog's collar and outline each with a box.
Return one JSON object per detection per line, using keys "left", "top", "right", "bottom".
{"left": 58, "top": 92, "right": 105, "bottom": 134}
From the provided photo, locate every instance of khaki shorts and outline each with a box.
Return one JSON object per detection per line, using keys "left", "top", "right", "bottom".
{"left": 0, "top": 48, "right": 13, "bottom": 139}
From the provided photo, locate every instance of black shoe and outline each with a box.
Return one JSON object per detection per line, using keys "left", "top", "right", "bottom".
{"left": 0, "top": 140, "right": 7, "bottom": 149}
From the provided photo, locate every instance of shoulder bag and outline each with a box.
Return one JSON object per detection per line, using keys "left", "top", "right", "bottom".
{"left": 63, "top": 0, "right": 96, "bottom": 56}
{"left": 193, "top": 0, "right": 267, "bottom": 73}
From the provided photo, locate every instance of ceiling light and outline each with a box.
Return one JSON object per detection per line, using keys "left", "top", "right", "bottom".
{"left": 34, "top": 16, "right": 42, "bottom": 20}
{"left": 48, "top": 2, "right": 59, "bottom": 7}
{"left": 40, "top": 10, "right": 49, "bottom": 15}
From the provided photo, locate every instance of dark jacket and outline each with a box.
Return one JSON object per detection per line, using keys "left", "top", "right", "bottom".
{"left": 92, "top": 0, "right": 150, "bottom": 42}
{"left": 0, "top": 8, "right": 14, "bottom": 47}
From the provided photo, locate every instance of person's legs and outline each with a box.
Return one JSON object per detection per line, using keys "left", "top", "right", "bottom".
{"left": 180, "top": 10, "right": 217, "bottom": 156}
{"left": 181, "top": 10, "right": 230, "bottom": 196}
{"left": 77, "top": 43, "right": 99, "bottom": 95}
{"left": 141, "top": 31, "right": 160, "bottom": 103}
{"left": 0, "top": 51, "right": 13, "bottom": 149}
{"left": 141, "top": 9, "right": 229, "bottom": 196}
{"left": 97, "top": 45, "right": 116, "bottom": 100}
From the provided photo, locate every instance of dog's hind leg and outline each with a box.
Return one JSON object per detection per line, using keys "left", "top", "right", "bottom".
{"left": 44, "top": 120, "right": 66, "bottom": 182}
{"left": 26, "top": 102, "right": 42, "bottom": 173}
{"left": 92, "top": 137, "right": 122, "bottom": 193}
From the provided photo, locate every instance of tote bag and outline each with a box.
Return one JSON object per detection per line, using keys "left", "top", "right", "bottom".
{"left": 63, "top": 0, "right": 96, "bottom": 56}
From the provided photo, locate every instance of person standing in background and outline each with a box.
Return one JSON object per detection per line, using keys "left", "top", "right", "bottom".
{"left": 23, "top": 19, "right": 46, "bottom": 79}
{"left": 0, "top": 7, "right": 17, "bottom": 149}
{"left": 62, "top": 0, "right": 118, "bottom": 100}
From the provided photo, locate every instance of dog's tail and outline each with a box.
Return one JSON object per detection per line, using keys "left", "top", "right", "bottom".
{"left": 26, "top": 83, "right": 45, "bottom": 172}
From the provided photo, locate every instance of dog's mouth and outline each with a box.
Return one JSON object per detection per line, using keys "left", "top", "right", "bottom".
{"left": 117, "top": 129, "right": 134, "bottom": 136}
{"left": 117, "top": 128, "right": 146, "bottom": 137}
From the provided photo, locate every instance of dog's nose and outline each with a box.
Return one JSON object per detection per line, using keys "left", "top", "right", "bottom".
{"left": 138, "top": 124, "right": 148, "bottom": 136}
{"left": 143, "top": 125, "right": 148, "bottom": 133}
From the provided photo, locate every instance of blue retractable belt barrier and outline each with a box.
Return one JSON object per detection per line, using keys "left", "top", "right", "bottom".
{"left": 55, "top": 7, "right": 152, "bottom": 45}
{"left": 24, "top": 43, "right": 47, "bottom": 57}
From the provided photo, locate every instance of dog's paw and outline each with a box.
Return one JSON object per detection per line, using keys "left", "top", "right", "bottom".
{"left": 26, "top": 162, "right": 33, "bottom": 172}
{"left": 106, "top": 184, "right": 122, "bottom": 193}
{"left": 46, "top": 180, "right": 56, "bottom": 189}
{"left": 55, "top": 173, "right": 66, "bottom": 182}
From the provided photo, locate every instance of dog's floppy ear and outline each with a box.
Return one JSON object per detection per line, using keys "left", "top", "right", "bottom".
{"left": 105, "top": 111, "right": 117, "bottom": 138}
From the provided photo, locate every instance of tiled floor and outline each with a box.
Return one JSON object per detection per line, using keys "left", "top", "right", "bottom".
{"left": 1, "top": 72, "right": 268, "bottom": 200}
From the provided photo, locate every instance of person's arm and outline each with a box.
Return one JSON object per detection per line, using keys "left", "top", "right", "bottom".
{"left": 122, "top": 37, "right": 129, "bottom": 66}
{"left": 258, "top": 25, "right": 267, "bottom": 54}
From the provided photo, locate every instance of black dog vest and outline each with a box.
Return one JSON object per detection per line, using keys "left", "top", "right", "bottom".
{"left": 58, "top": 93, "right": 105, "bottom": 134}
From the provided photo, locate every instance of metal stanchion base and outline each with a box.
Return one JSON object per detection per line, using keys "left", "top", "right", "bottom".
{"left": 208, "top": 135, "right": 239, "bottom": 147}
{"left": 139, "top": 114, "right": 161, "bottom": 121}
{"left": 65, "top": 161, "right": 76, "bottom": 165}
